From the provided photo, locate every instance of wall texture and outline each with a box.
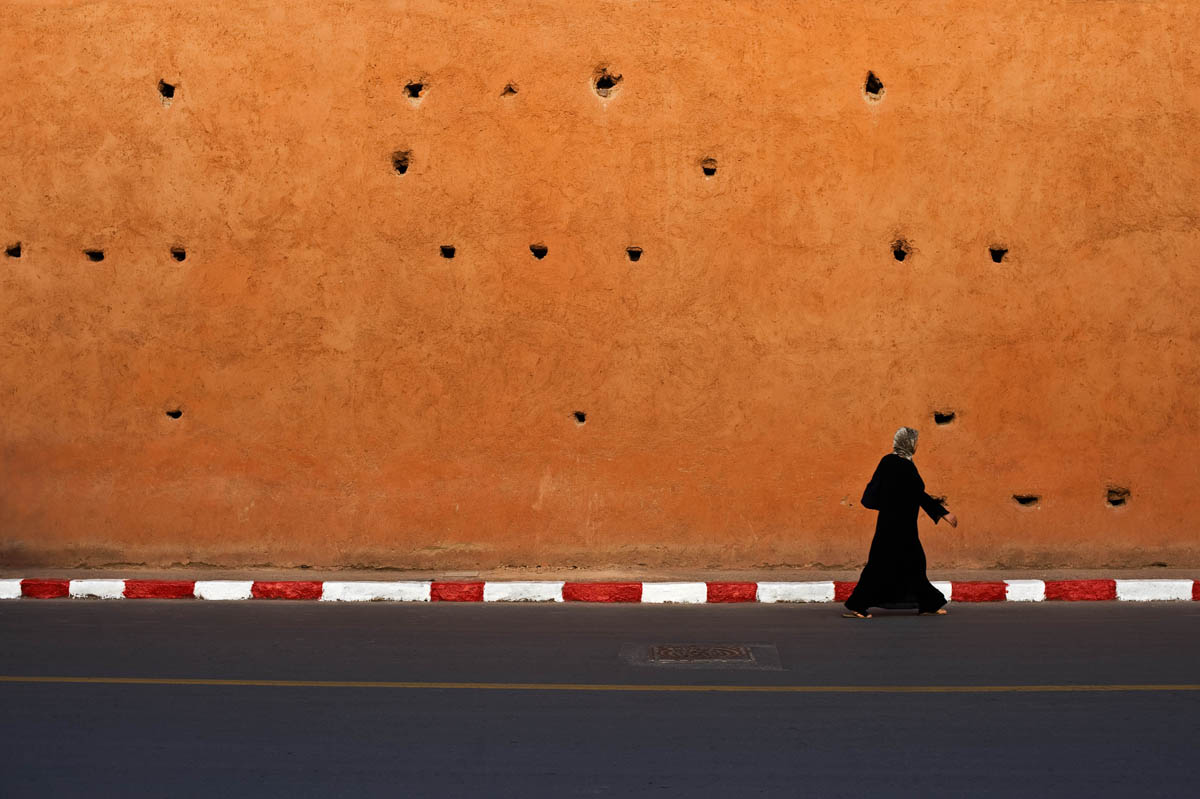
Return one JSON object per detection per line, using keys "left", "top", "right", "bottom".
{"left": 2, "top": 1, "right": 1198, "bottom": 570}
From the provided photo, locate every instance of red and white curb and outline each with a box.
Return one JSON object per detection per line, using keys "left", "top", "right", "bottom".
{"left": 0, "top": 578, "right": 1196, "bottom": 603}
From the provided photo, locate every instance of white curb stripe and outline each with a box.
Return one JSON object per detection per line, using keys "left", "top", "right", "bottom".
{"left": 483, "top": 581, "right": 564, "bottom": 602}
{"left": 193, "top": 581, "right": 254, "bottom": 601}
{"left": 756, "top": 582, "right": 835, "bottom": 603}
{"left": 1005, "top": 579, "right": 1046, "bottom": 602}
{"left": 641, "top": 582, "right": 707, "bottom": 604}
{"left": 0, "top": 579, "right": 23, "bottom": 599}
{"left": 321, "top": 581, "right": 432, "bottom": 602}
{"left": 1115, "top": 579, "right": 1194, "bottom": 602}
{"left": 69, "top": 579, "right": 126, "bottom": 599}
{"left": 932, "top": 581, "right": 953, "bottom": 601}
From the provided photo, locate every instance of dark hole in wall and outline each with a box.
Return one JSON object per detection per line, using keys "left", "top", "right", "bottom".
{"left": 573, "top": 411, "right": 587, "bottom": 424}
{"left": 158, "top": 79, "right": 175, "bottom": 99}
{"left": 1106, "top": 486, "right": 1130, "bottom": 507}
{"left": 84, "top": 249, "right": 105, "bottom": 262}
{"left": 593, "top": 66, "right": 622, "bottom": 97}
{"left": 933, "top": 410, "right": 956, "bottom": 425}
{"left": 892, "top": 239, "right": 910, "bottom": 262}
{"left": 391, "top": 150, "right": 411, "bottom": 175}
{"left": 529, "top": 244, "right": 548, "bottom": 259}
{"left": 5, "top": 242, "right": 19, "bottom": 258}
{"left": 166, "top": 409, "right": 182, "bottom": 419}
{"left": 170, "top": 247, "right": 186, "bottom": 262}
{"left": 440, "top": 245, "right": 456, "bottom": 259}
{"left": 501, "top": 83, "right": 519, "bottom": 96}
{"left": 405, "top": 82, "right": 425, "bottom": 99}
{"left": 701, "top": 157, "right": 718, "bottom": 177}
{"left": 626, "top": 246, "right": 643, "bottom": 262}
{"left": 1013, "top": 494, "right": 1040, "bottom": 507}
{"left": 990, "top": 246, "right": 1008, "bottom": 263}
{"left": 864, "top": 71, "right": 884, "bottom": 98}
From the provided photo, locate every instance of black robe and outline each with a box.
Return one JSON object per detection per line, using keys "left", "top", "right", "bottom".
{"left": 844, "top": 453, "right": 949, "bottom": 614}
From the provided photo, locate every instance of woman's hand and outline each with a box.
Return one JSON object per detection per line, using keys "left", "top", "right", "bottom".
{"left": 944, "top": 512, "right": 959, "bottom": 528}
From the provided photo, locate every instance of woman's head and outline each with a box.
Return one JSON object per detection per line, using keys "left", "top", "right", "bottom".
{"left": 893, "top": 426, "right": 919, "bottom": 459}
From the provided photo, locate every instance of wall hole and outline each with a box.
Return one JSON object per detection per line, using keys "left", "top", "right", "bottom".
{"left": 864, "top": 71, "right": 884, "bottom": 101}
{"left": 573, "top": 411, "right": 587, "bottom": 424}
{"left": 593, "top": 66, "right": 622, "bottom": 98}
{"left": 440, "top": 245, "right": 456, "bottom": 259}
{"left": 892, "top": 239, "right": 910, "bottom": 262}
{"left": 1106, "top": 486, "right": 1130, "bottom": 507}
{"left": 989, "top": 246, "right": 1008, "bottom": 263}
{"left": 84, "top": 249, "right": 105, "bottom": 262}
{"left": 626, "top": 246, "right": 643, "bottom": 262}
{"left": 933, "top": 410, "right": 956, "bottom": 425}
{"left": 5, "top": 242, "right": 19, "bottom": 258}
{"left": 405, "top": 81, "right": 425, "bottom": 99}
{"left": 1012, "top": 494, "right": 1040, "bottom": 507}
{"left": 529, "top": 244, "right": 548, "bottom": 259}
{"left": 165, "top": 409, "right": 182, "bottom": 419}
{"left": 701, "top": 157, "right": 718, "bottom": 177}
{"left": 158, "top": 79, "right": 175, "bottom": 99}
{"left": 501, "top": 83, "right": 519, "bottom": 96}
{"left": 170, "top": 247, "right": 186, "bottom": 262}
{"left": 391, "top": 150, "right": 411, "bottom": 175}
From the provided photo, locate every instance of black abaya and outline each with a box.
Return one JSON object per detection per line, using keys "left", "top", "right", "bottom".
{"left": 845, "top": 453, "right": 949, "bottom": 614}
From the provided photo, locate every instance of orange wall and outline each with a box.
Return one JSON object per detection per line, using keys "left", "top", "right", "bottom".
{"left": 2, "top": 1, "right": 1199, "bottom": 569}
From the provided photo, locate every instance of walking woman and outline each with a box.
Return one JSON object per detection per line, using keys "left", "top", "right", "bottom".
{"left": 844, "top": 426, "right": 958, "bottom": 618}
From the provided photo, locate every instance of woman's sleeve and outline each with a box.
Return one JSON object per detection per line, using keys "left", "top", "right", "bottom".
{"left": 919, "top": 492, "right": 949, "bottom": 523}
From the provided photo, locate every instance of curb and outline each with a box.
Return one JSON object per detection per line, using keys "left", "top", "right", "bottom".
{"left": 1, "top": 578, "right": 1197, "bottom": 603}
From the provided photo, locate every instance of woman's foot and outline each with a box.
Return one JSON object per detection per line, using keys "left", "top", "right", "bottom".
{"left": 842, "top": 610, "right": 872, "bottom": 619}
{"left": 918, "top": 608, "right": 948, "bottom": 615}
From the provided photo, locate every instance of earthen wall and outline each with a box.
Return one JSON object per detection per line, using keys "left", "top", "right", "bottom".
{"left": 2, "top": 1, "right": 1198, "bottom": 569}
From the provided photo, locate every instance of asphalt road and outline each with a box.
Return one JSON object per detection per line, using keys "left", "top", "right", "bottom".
{"left": 1, "top": 601, "right": 1197, "bottom": 797}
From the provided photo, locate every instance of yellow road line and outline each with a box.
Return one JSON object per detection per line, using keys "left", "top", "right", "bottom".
{"left": 1, "top": 676, "right": 1197, "bottom": 693}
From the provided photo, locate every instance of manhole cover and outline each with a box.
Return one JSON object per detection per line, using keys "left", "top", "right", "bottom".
{"left": 649, "top": 644, "right": 755, "bottom": 663}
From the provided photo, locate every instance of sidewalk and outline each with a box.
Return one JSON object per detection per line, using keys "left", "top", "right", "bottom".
{"left": 5, "top": 566, "right": 1198, "bottom": 582}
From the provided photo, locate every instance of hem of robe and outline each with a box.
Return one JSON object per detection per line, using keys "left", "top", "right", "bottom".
{"left": 844, "top": 588, "right": 947, "bottom": 614}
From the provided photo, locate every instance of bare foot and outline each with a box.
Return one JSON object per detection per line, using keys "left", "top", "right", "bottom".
{"left": 919, "top": 609, "right": 949, "bottom": 616}
{"left": 842, "top": 611, "right": 872, "bottom": 619}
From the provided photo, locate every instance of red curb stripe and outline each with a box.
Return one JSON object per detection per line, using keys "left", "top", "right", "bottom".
{"left": 431, "top": 582, "right": 485, "bottom": 602}
{"left": 251, "top": 581, "right": 323, "bottom": 600}
{"left": 1194, "top": 581, "right": 1199, "bottom": 602}
{"left": 124, "top": 580, "right": 195, "bottom": 599}
{"left": 562, "top": 582, "right": 643, "bottom": 602}
{"left": 21, "top": 579, "right": 70, "bottom": 599}
{"left": 951, "top": 582, "right": 1007, "bottom": 602}
{"left": 1045, "top": 579, "right": 1117, "bottom": 601}
{"left": 706, "top": 582, "right": 757, "bottom": 603}
{"left": 833, "top": 581, "right": 857, "bottom": 602}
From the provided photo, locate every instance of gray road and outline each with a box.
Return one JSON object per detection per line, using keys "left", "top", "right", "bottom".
{"left": 1, "top": 601, "right": 1197, "bottom": 797}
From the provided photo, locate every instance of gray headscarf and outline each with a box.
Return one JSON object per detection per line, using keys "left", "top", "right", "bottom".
{"left": 893, "top": 426, "right": 919, "bottom": 460}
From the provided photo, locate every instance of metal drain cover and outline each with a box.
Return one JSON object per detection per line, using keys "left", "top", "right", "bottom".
{"left": 620, "top": 642, "right": 782, "bottom": 670}
{"left": 649, "top": 644, "right": 755, "bottom": 663}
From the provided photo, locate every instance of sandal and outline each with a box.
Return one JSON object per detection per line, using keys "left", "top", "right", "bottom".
{"left": 842, "top": 610, "right": 872, "bottom": 619}
{"left": 918, "top": 609, "right": 949, "bottom": 615}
